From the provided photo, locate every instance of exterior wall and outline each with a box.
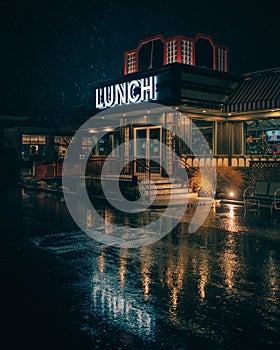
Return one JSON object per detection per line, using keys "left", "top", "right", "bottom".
{"left": 82, "top": 113, "right": 280, "bottom": 170}
{"left": 88, "top": 63, "right": 239, "bottom": 118}
{"left": 88, "top": 63, "right": 280, "bottom": 169}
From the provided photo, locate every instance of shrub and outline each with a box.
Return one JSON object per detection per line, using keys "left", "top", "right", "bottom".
{"left": 191, "top": 166, "right": 246, "bottom": 199}
{"left": 216, "top": 166, "right": 245, "bottom": 199}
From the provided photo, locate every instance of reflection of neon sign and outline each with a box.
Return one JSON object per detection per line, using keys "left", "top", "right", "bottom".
{"left": 92, "top": 282, "right": 154, "bottom": 338}
{"left": 96, "top": 76, "right": 157, "bottom": 109}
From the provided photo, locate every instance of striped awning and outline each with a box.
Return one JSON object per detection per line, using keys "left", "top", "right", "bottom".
{"left": 223, "top": 69, "right": 280, "bottom": 113}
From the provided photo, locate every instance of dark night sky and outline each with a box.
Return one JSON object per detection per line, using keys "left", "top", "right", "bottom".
{"left": 0, "top": 0, "right": 279, "bottom": 118}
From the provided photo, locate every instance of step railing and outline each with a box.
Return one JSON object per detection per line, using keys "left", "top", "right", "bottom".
{"left": 173, "top": 158, "right": 196, "bottom": 191}
{"left": 133, "top": 158, "right": 152, "bottom": 198}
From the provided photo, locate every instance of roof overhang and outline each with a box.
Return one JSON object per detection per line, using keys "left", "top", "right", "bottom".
{"left": 0, "top": 115, "right": 29, "bottom": 128}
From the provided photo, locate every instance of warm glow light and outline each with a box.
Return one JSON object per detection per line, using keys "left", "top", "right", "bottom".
{"left": 98, "top": 252, "right": 105, "bottom": 273}
{"left": 202, "top": 110, "right": 206, "bottom": 113}
{"left": 141, "top": 247, "right": 151, "bottom": 300}
{"left": 198, "top": 254, "right": 209, "bottom": 300}
{"left": 119, "top": 255, "right": 127, "bottom": 288}
{"left": 229, "top": 191, "right": 234, "bottom": 197}
{"left": 267, "top": 252, "right": 279, "bottom": 303}
{"left": 229, "top": 204, "right": 234, "bottom": 219}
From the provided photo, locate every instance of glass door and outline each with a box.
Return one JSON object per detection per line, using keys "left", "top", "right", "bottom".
{"left": 134, "top": 126, "right": 162, "bottom": 174}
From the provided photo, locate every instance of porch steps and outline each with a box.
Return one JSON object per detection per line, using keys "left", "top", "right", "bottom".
{"left": 139, "top": 177, "right": 195, "bottom": 207}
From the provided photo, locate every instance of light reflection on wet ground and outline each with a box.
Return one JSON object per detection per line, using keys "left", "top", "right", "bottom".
{"left": 2, "top": 190, "right": 280, "bottom": 349}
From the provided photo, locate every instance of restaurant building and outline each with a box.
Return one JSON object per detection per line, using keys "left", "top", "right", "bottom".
{"left": 84, "top": 33, "right": 280, "bottom": 177}
{"left": 2, "top": 33, "right": 279, "bottom": 180}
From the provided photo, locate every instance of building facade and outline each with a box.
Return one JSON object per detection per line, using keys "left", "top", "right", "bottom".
{"left": 85, "top": 34, "right": 280, "bottom": 175}
{"left": 2, "top": 33, "right": 279, "bottom": 179}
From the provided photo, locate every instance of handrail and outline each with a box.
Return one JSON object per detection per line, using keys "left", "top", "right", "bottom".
{"left": 243, "top": 185, "right": 254, "bottom": 199}
{"left": 179, "top": 157, "right": 197, "bottom": 173}
{"left": 274, "top": 188, "right": 280, "bottom": 198}
{"left": 134, "top": 158, "right": 151, "bottom": 175}
{"left": 174, "top": 158, "right": 196, "bottom": 190}
{"left": 274, "top": 188, "right": 280, "bottom": 210}
{"left": 133, "top": 158, "right": 152, "bottom": 197}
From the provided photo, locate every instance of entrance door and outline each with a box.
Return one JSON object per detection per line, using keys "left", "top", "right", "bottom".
{"left": 134, "top": 126, "right": 162, "bottom": 174}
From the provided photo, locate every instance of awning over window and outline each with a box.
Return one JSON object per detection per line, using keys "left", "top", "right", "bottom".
{"left": 223, "top": 68, "right": 280, "bottom": 113}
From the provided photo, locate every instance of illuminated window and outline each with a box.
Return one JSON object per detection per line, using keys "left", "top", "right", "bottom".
{"left": 22, "top": 134, "right": 46, "bottom": 145}
{"left": 22, "top": 135, "right": 46, "bottom": 161}
{"left": 245, "top": 119, "right": 280, "bottom": 156}
{"left": 181, "top": 40, "right": 193, "bottom": 65}
{"left": 127, "top": 52, "right": 136, "bottom": 73}
{"left": 38, "top": 135, "right": 46, "bottom": 144}
{"left": 166, "top": 40, "right": 177, "bottom": 64}
{"left": 22, "top": 134, "right": 30, "bottom": 144}
{"left": 54, "top": 136, "right": 71, "bottom": 158}
{"left": 217, "top": 48, "right": 227, "bottom": 72}
{"left": 54, "top": 136, "right": 72, "bottom": 145}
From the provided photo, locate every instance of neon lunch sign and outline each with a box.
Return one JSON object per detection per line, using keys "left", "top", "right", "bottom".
{"left": 95, "top": 76, "right": 157, "bottom": 109}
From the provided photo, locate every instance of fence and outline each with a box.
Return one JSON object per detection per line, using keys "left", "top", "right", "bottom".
{"left": 34, "top": 162, "right": 63, "bottom": 179}
{"left": 33, "top": 156, "right": 280, "bottom": 181}
{"left": 249, "top": 160, "right": 280, "bottom": 186}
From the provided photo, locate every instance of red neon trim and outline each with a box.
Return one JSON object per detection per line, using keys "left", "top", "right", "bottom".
{"left": 213, "top": 46, "right": 216, "bottom": 70}
{"left": 180, "top": 35, "right": 194, "bottom": 42}
{"left": 194, "top": 33, "right": 216, "bottom": 47}
{"left": 135, "top": 50, "right": 138, "bottom": 73}
{"left": 177, "top": 37, "right": 182, "bottom": 63}
{"left": 135, "top": 34, "right": 165, "bottom": 53}
{"left": 166, "top": 35, "right": 180, "bottom": 42}
{"left": 123, "top": 33, "right": 229, "bottom": 73}
{"left": 124, "top": 52, "right": 127, "bottom": 75}
{"left": 163, "top": 41, "right": 167, "bottom": 65}
{"left": 135, "top": 34, "right": 165, "bottom": 72}
{"left": 194, "top": 33, "right": 216, "bottom": 70}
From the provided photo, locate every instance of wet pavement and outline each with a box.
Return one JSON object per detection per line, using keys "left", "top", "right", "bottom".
{"left": 1, "top": 188, "right": 280, "bottom": 349}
